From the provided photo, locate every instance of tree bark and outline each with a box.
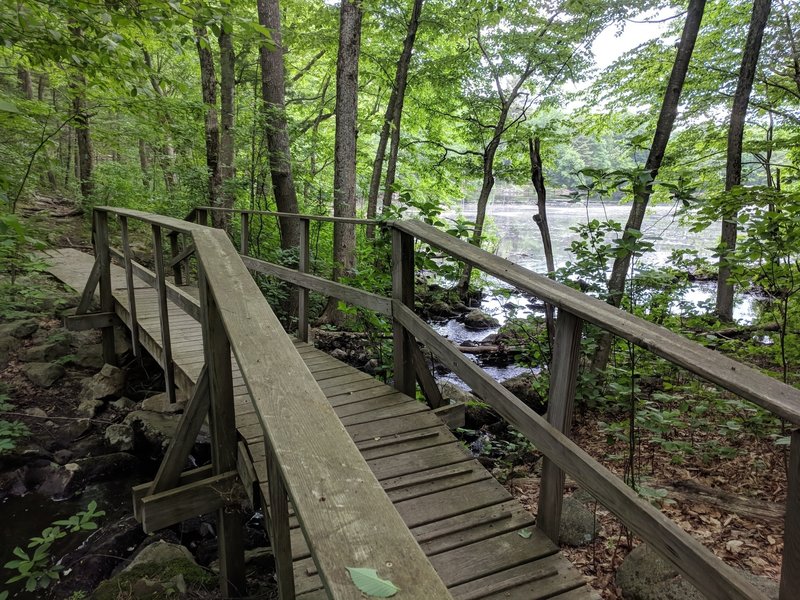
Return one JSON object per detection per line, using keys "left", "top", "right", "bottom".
{"left": 529, "top": 137, "right": 556, "bottom": 345}
{"left": 18, "top": 68, "right": 33, "bottom": 100}
{"left": 218, "top": 26, "right": 236, "bottom": 228}
{"left": 366, "top": 0, "right": 424, "bottom": 237}
{"left": 195, "top": 25, "right": 222, "bottom": 227}
{"left": 72, "top": 76, "right": 93, "bottom": 199}
{"left": 320, "top": 0, "right": 362, "bottom": 324}
{"left": 141, "top": 48, "right": 179, "bottom": 193}
{"left": 716, "top": 0, "right": 772, "bottom": 321}
{"left": 139, "top": 139, "right": 150, "bottom": 188}
{"left": 37, "top": 74, "right": 46, "bottom": 101}
{"left": 591, "top": 0, "right": 706, "bottom": 370}
{"left": 257, "top": 0, "right": 300, "bottom": 250}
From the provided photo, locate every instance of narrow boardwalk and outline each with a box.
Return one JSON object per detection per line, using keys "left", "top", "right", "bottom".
{"left": 45, "top": 247, "right": 597, "bottom": 600}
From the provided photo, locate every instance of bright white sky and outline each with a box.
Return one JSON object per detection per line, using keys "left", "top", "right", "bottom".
{"left": 591, "top": 9, "right": 677, "bottom": 71}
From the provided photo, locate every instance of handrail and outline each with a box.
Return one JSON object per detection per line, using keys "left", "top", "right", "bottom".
{"left": 185, "top": 207, "right": 799, "bottom": 600}
{"left": 94, "top": 206, "right": 453, "bottom": 600}
{"left": 195, "top": 205, "right": 375, "bottom": 225}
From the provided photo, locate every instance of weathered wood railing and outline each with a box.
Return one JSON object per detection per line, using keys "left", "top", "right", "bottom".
{"left": 83, "top": 207, "right": 453, "bottom": 599}
{"left": 187, "top": 205, "right": 800, "bottom": 600}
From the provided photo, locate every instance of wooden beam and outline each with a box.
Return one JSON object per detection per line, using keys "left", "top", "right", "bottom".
{"left": 119, "top": 216, "right": 141, "bottom": 357}
{"left": 240, "top": 212, "right": 249, "bottom": 257}
{"left": 168, "top": 232, "right": 185, "bottom": 286}
{"left": 63, "top": 312, "right": 118, "bottom": 331}
{"left": 152, "top": 224, "right": 176, "bottom": 405}
{"left": 391, "top": 301, "right": 765, "bottom": 600}
{"left": 94, "top": 211, "right": 116, "bottom": 366}
{"left": 433, "top": 402, "right": 466, "bottom": 430}
{"left": 138, "top": 471, "right": 239, "bottom": 533}
{"left": 411, "top": 341, "right": 445, "bottom": 408}
{"left": 267, "top": 442, "right": 295, "bottom": 600}
{"left": 392, "top": 228, "right": 415, "bottom": 397}
{"left": 76, "top": 256, "right": 102, "bottom": 315}
{"left": 168, "top": 242, "right": 196, "bottom": 270}
{"left": 298, "top": 217, "right": 310, "bottom": 342}
{"left": 132, "top": 465, "right": 213, "bottom": 521}
{"left": 780, "top": 429, "right": 800, "bottom": 599}
{"left": 537, "top": 310, "right": 583, "bottom": 542}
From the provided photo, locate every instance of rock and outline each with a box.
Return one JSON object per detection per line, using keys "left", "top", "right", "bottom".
{"left": 23, "top": 407, "right": 48, "bottom": 418}
{"left": 330, "top": 348, "right": 348, "bottom": 361}
{"left": 124, "top": 540, "right": 196, "bottom": 572}
{"left": 501, "top": 374, "right": 546, "bottom": 414}
{"left": 463, "top": 309, "right": 499, "bottom": 330}
{"left": 0, "top": 319, "right": 38, "bottom": 339}
{"left": 72, "top": 343, "right": 104, "bottom": 369}
{"left": 616, "top": 544, "right": 778, "bottom": 600}
{"left": 63, "top": 453, "right": 140, "bottom": 495}
{"left": 80, "top": 364, "right": 125, "bottom": 401}
{"left": 428, "top": 300, "right": 455, "bottom": 317}
{"left": 124, "top": 410, "right": 181, "bottom": 454}
{"left": 558, "top": 496, "right": 597, "bottom": 546}
{"left": 19, "top": 340, "right": 71, "bottom": 363}
{"left": 439, "top": 381, "right": 481, "bottom": 406}
{"left": 209, "top": 546, "right": 274, "bottom": 573}
{"left": 77, "top": 398, "right": 105, "bottom": 418}
{"left": 58, "top": 418, "right": 92, "bottom": 442}
{"left": 104, "top": 423, "right": 135, "bottom": 452}
{"left": 110, "top": 397, "right": 136, "bottom": 411}
{"left": 141, "top": 391, "right": 186, "bottom": 414}
{"left": 53, "top": 449, "right": 73, "bottom": 465}
{"left": 22, "top": 362, "right": 65, "bottom": 388}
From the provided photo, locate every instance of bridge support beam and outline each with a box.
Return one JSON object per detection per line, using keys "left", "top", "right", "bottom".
{"left": 93, "top": 210, "right": 117, "bottom": 366}
{"left": 781, "top": 428, "right": 800, "bottom": 599}
{"left": 392, "top": 229, "right": 415, "bottom": 397}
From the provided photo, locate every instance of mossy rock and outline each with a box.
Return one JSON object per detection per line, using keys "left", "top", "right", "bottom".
{"left": 91, "top": 557, "right": 216, "bottom": 599}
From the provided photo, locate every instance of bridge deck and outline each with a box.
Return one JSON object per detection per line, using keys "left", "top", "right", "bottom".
{"left": 44, "top": 248, "right": 597, "bottom": 600}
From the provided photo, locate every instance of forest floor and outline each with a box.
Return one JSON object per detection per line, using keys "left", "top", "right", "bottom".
{"left": 503, "top": 412, "right": 786, "bottom": 598}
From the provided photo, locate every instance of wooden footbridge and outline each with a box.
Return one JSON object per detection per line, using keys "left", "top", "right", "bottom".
{"left": 43, "top": 206, "right": 800, "bottom": 600}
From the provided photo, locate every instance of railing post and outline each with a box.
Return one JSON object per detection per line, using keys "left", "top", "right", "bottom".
{"left": 240, "top": 212, "right": 250, "bottom": 257}
{"left": 780, "top": 429, "right": 800, "bottom": 599}
{"left": 199, "top": 266, "right": 246, "bottom": 597}
{"left": 537, "top": 310, "right": 583, "bottom": 542}
{"left": 298, "top": 217, "right": 310, "bottom": 343}
{"left": 391, "top": 227, "right": 415, "bottom": 396}
{"left": 197, "top": 208, "right": 209, "bottom": 226}
{"left": 152, "top": 225, "right": 176, "bottom": 405}
{"left": 168, "top": 231, "right": 183, "bottom": 286}
{"left": 118, "top": 216, "right": 140, "bottom": 357}
{"left": 93, "top": 210, "right": 117, "bottom": 366}
{"left": 266, "top": 441, "right": 295, "bottom": 599}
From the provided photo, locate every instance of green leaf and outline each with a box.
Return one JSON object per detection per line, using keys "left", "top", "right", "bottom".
{"left": 518, "top": 528, "right": 532, "bottom": 539}
{"left": 0, "top": 100, "right": 19, "bottom": 114}
{"left": 346, "top": 567, "right": 400, "bottom": 598}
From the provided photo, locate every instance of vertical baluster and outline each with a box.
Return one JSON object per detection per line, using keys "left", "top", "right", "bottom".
{"left": 780, "top": 429, "right": 800, "bottom": 599}
{"left": 169, "top": 231, "right": 183, "bottom": 286}
{"left": 197, "top": 208, "right": 209, "bottom": 226}
{"left": 152, "top": 225, "right": 176, "bottom": 405}
{"left": 266, "top": 441, "right": 295, "bottom": 599}
{"left": 240, "top": 212, "right": 250, "bottom": 256}
{"left": 537, "top": 310, "right": 583, "bottom": 542}
{"left": 298, "top": 217, "right": 310, "bottom": 343}
{"left": 94, "top": 210, "right": 117, "bottom": 366}
{"left": 119, "top": 216, "right": 140, "bottom": 357}
{"left": 391, "top": 228, "right": 415, "bottom": 396}
{"left": 199, "top": 267, "right": 246, "bottom": 597}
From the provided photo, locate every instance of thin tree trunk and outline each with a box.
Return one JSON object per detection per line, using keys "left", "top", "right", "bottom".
{"left": 257, "top": 0, "right": 300, "bottom": 250}
{"left": 366, "top": 0, "right": 424, "bottom": 237}
{"left": 591, "top": 0, "right": 706, "bottom": 370}
{"left": 18, "top": 68, "right": 33, "bottom": 100}
{"left": 218, "top": 26, "right": 236, "bottom": 226}
{"left": 195, "top": 25, "right": 222, "bottom": 227}
{"left": 64, "top": 126, "right": 72, "bottom": 186}
{"left": 139, "top": 139, "right": 150, "bottom": 188}
{"left": 72, "top": 76, "right": 93, "bottom": 199}
{"left": 529, "top": 137, "right": 555, "bottom": 345}
{"left": 141, "top": 49, "right": 180, "bottom": 193}
{"left": 37, "top": 74, "right": 46, "bottom": 101}
{"left": 716, "top": 0, "right": 772, "bottom": 321}
{"left": 320, "top": 0, "right": 362, "bottom": 324}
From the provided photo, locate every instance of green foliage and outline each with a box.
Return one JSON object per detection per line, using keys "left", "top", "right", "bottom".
{"left": 0, "top": 212, "right": 48, "bottom": 317}
{"left": 0, "top": 395, "right": 30, "bottom": 454}
{"left": 346, "top": 567, "right": 399, "bottom": 598}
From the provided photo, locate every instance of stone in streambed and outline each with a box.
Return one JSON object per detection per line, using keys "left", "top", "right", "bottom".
{"left": 19, "top": 340, "right": 71, "bottom": 363}
{"left": 104, "top": 423, "right": 135, "bottom": 452}
{"left": 22, "top": 362, "right": 65, "bottom": 388}
{"left": 501, "top": 374, "right": 546, "bottom": 414}
{"left": 80, "top": 364, "right": 125, "bottom": 401}
{"left": 463, "top": 309, "right": 499, "bottom": 330}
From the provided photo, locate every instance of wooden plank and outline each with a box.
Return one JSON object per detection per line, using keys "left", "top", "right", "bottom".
{"left": 391, "top": 228, "right": 415, "bottom": 396}
{"left": 334, "top": 392, "right": 417, "bottom": 419}
{"left": 780, "top": 428, "right": 800, "bottom": 599}
{"left": 267, "top": 442, "right": 295, "bottom": 600}
{"left": 392, "top": 300, "right": 766, "bottom": 600}
{"left": 63, "top": 312, "right": 118, "bottom": 331}
{"left": 240, "top": 212, "right": 250, "bottom": 257}
{"left": 392, "top": 219, "right": 800, "bottom": 425}
{"left": 199, "top": 270, "right": 245, "bottom": 597}
{"left": 433, "top": 402, "right": 466, "bottom": 430}
{"left": 339, "top": 401, "right": 428, "bottom": 427}
{"left": 383, "top": 463, "right": 491, "bottom": 504}
{"left": 139, "top": 471, "right": 238, "bottom": 533}
{"left": 347, "top": 411, "right": 445, "bottom": 442}
{"left": 394, "top": 479, "right": 510, "bottom": 529}
{"left": 538, "top": 310, "right": 583, "bottom": 542}
{"left": 194, "top": 227, "right": 452, "bottom": 600}
{"left": 132, "top": 465, "right": 213, "bottom": 521}
{"left": 75, "top": 255, "right": 102, "bottom": 314}
{"left": 94, "top": 211, "right": 116, "bottom": 365}
{"left": 152, "top": 225, "right": 176, "bottom": 405}
{"left": 119, "top": 216, "right": 141, "bottom": 356}
{"left": 298, "top": 217, "right": 309, "bottom": 342}
{"left": 365, "top": 440, "right": 472, "bottom": 482}
{"left": 327, "top": 385, "right": 398, "bottom": 407}
{"left": 169, "top": 241, "right": 195, "bottom": 271}
{"left": 241, "top": 255, "right": 391, "bottom": 316}
{"left": 412, "top": 340, "right": 445, "bottom": 408}
{"left": 196, "top": 206, "right": 375, "bottom": 225}
{"left": 149, "top": 367, "right": 210, "bottom": 494}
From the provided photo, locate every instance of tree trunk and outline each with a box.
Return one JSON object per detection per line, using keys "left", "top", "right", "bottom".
{"left": 320, "top": 0, "right": 362, "bottom": 324}
{"left": 72, "top": 77, "right": 94, "bottom": 199}
{"left": 529, "top": 137, "right": 556, "bottom": 345}
{"left": 257, "top": 0, "right": 300, "bottom": 250}
{"left": 18, "top": 68, "right": 33, "bottom": 100}
{"left": 195, "top": 25, "right": 222, "bottom": 227}
{"left": 366, "top": 0, "right": 424, "bottom": 237}
{"left": 139, "top": 139, "right": 150, "bottom": 188}
{"left": 37, "top": 74, "right": 46, "bottom": 101}
{"left": 142, "top": 48, "right": 180, "bottom": 193}
{"left": 716, "top": 0, "right": 772, "bottom": 321}
{"left": 591, "top": 0, "right": 706, "bottom": 370}
{"left": 218, "top": 26, "right": 236, "bottom": 228}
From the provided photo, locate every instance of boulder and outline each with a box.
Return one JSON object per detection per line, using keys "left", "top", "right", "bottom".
{"left": 439, "top": 381, "right": 481, "bottom": 406}
{"left": 616, "top": 544, "right": 778, "bottom": 600}
{"left": 104, "top": 423, "right": 135, "bottom": 452}
{"left": 558, "top": 496, "right": 597, "bottom": 546}
{"left": 77, "top": 398, "right": 105, "bottom": 418}
{"left": 58, "top": 418, "right": 92, "bottom": 442}
{"left": 23, "top": 407, "right": 48, "bottom": 418}
{"left": 80, "top": 364, "right": 125, "bottom": 401}
{"left": 141, "top": 391, "right": 186, "bottom": 414}
{"left": 110, "top": 397, "right": 136, "bottom": 411}
{"left": 123, "top": 540, "right": 196, "bottom": 573}
{"left": 428, "top": 300, "right": 455, "bottom": 317}
{"left": 124, "top": 410, "right": 181, "bottom": 454}
{"left": 463, "top": 309, "right": 500, "bottom": 330}
{"left": 63, "top": 453, "right": 140, "bottom": 495}
{"left": 71, "top": 343, "right": 104, "bottom": 369}
{"left": 0, "top": 319, "right": 38, "bottom": 339}
{"left": 501, "top": 374, "right": 546, "bottom": 414}
{"left": 19, "top": 340, "right": 71, "bottom": 363}
{"left": 22, "top": 362, "right": 65, "bottom": 388}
